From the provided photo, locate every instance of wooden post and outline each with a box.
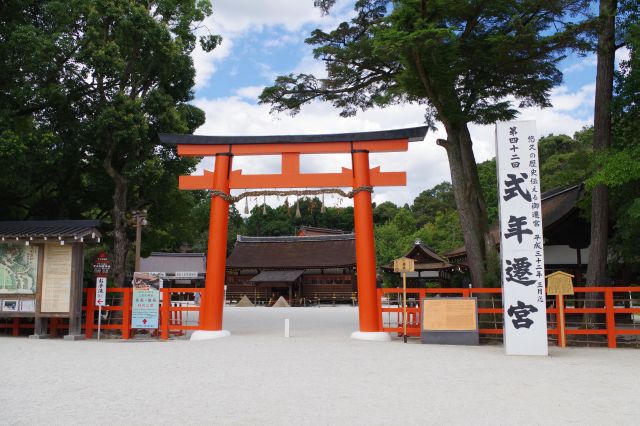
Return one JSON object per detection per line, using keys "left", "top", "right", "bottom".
{"left": 352, "top": 149, "right": 379, "bottom": 332}
{"left": 202, "top": 153, "right": 232, "bottom": 331}
{"left": 66, "top": 242, "right": 85, "bottom": 339}
{"left": 12, "top": 318, "right": 20, "bottom": 337}
{"left": 85, "top": 290, "right": 95, "bottom": 339}
{"left": 557, "top": 294, "right": 566, "bottom": 348}
{"left": 161, "top": 289, "right": 170, "bottom": 340}
{"left": 50, "top": 317, "right": 59, "bottom": 337}
{"left": 605, "top": 288, "right": 616, "bottom": 348}
{"left": 403, "top": 271, "right": 407, "bottom": 343}
{"left": 122, "top": 288, "right": 131, "bottom": 340}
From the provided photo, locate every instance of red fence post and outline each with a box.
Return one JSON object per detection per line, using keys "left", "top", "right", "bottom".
{"left": 85, "top": 289, "right": 95, "bottom": 339}
{"left": 605, "top": 288, "right": 616, "bottom": 348}
{"left": 161, "top": 290, "right": 170, "bottom": 340}
{"left": 12, "top": 318, "right": 20, "bottom": 337}
{"left": 122, "top": 289, "right": 131, "bottom": 340}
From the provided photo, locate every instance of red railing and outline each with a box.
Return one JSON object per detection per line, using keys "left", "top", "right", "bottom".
{"left": 84, "top": 288, "right": 202, "bottom": 340}
{"left": 378, "top": 286, "right": 640, "bottom": 348}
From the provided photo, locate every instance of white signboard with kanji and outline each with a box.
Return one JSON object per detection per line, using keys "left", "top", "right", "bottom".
{"left": 175, "top": 271, "right": 198, "bottom": 278}
{"left": 496, "top": 120, "right": 548, "bottom": 356}
{"left": 95, "top": 277, "right": 107, "bottom": 307}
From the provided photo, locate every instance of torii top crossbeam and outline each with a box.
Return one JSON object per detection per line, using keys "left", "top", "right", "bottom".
{"left": 159, "top": 126, "right": 427, "bottom": 189}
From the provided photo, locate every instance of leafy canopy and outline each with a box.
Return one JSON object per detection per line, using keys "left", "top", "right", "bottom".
{"left": 261, "top": 0, "right": 591, "bottom": 129}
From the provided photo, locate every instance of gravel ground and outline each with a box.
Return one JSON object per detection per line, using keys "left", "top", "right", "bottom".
{"left": 1, "top": 306, "right": 639, "bottom": 425}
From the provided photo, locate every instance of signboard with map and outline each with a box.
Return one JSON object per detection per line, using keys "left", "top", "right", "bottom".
{"left": 0, "top": 244, "right": 39, "bottom": 294}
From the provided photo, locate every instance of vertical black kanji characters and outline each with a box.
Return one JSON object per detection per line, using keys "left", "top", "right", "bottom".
{"left": 505, "top": 257, "right": 536, "bottom": 286}
{"left": 503, "top": 173, "right": 531, "bottom": 202}
{"left": 504, "top": 215, "right": 533, "bottom": 243}
{"left": 507, "top": 301, "right": 538, "bottom": 329}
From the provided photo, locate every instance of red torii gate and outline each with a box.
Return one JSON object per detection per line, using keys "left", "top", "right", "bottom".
{"left": 160, "top": 126, "right": 427, "bottom": 340}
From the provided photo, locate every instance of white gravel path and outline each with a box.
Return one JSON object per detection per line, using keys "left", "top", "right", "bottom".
{"left": 1, "top": 306, "right": 639, "bottom": 425}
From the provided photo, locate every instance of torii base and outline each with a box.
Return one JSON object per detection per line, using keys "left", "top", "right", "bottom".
{"left": 350, "top": 331, "right": 391, "bottom": 342}
{"left": 190, "top": 330, "right": 231, "bottom": 341}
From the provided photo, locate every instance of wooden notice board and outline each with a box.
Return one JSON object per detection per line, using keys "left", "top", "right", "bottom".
{"left": 421, "top": 297, "right": 479, "bottom": 345}
{"left": 40, "top": 244, "right": 73, "bottom": 313}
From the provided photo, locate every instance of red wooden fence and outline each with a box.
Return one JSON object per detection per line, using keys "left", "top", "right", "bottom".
{"left": 378, "top": 286, "right": 640, "bottom": 348}
{"left": 83, "top": 288, "right": 201, "bottom": 340}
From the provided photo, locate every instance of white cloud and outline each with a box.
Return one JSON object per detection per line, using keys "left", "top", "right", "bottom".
{"left": 263, "top": 34, "right": 302, "bottom": 48}
{"left": 191, "top": 0, "right": 355, "bottom": 88}
{"left": 563, "top": 55, "right": 597, "bottom": 74}
{"left": 191, "top": 36, "right": 233, "bottom": 89}
{"left": 235, "top": 85, "right": 265, "bottom": 100}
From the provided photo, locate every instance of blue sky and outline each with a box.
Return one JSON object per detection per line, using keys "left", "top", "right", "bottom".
{"left": 188, "top": 1, "right": 627, "bottom": 207}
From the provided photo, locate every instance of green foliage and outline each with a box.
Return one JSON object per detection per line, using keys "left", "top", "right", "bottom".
{"left": 261, "top": 0, "right": 590, "bottom": 127}
{"left": 411, "top": 182, "right": 456, "bottom": 227}
{"left": 414, "top": 210, "right": 464, "bottom": 255}
{"left": 538, "top": 130, "right": 593, "bottom": 192}
{"left": 477, "top": 159, "right": 498, "bottom": 225}
{"left": 0, "top": 1, "right": 221, "bottom": 279}
{"left": 373, "top": 201, "right": 399, "bottom": 224}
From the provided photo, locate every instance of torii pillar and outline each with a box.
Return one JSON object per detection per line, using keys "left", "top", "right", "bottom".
{"left": 159, "top": 127, "right": 427, "bottom": 341}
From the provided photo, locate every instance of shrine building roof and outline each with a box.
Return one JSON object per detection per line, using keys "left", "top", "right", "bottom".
{"left": 227, "top": 234, "right": 356, "bottom": 269}
{"left": 0, "top": 220, "right": 102, "bottom": 242}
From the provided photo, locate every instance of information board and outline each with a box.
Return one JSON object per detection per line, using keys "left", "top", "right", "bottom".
{"left": 40, "top": 245, "right": 73, "bottom": 313}
{"left": 496, "top": 120, "right": 548, "bottom": 356}
{"left": 421, "top": 297, "right": 479, "bottom": 345}
{"left": 422, "top": 298, "right": 478, "bottom": 331}
{"left": 0, "top": 244, "right": 39, "bottom": 294}
{"left": 131, "top": 272, "right": 160, "bottom": 329}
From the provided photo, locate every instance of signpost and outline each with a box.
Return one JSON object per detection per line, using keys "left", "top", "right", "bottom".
{"left": 93, "top": 252, "right": 111, "bottom": 341}
{"left": 546, "top": 271, "right": 575, "bottom": 348}
{"left": 95, "top": 277, "right": 107, "bottom": 340}
{"left": 393, "top": 257, "right": 415, "bottom": 343}
{"left": 496, "top": 120, "right": 548, "bottom": 356}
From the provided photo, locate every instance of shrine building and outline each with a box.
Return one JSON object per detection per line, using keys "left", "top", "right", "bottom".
{"left": 445, "top": 184, "right": 590, "bottom": 283}
{"left": 225, "top": 233, "right": 356, "bottom": 305}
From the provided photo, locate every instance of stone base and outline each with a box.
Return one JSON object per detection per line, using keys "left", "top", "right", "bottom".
{"left": 28, "top": 334, "right": 51, "bottom": 339}
{"left": 350, "top": 331, "right": 391, "bottom": 342}
{"left": 63, "top": 334, "right": 86, "bottom": 341}
{"left": 190, "top": 330, "right": 231, "bottom": 341}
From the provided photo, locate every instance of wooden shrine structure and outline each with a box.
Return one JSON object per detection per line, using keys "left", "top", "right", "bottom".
{"left": 0, "top": 220, "right": 101, "bottom": 339}
{"left": 160, "top": 126, "right": 427, "bottom": 340}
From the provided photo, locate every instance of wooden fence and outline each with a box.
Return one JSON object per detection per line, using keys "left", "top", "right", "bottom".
{"left": 378, "top": 286, "right": 640, "bottom": 348}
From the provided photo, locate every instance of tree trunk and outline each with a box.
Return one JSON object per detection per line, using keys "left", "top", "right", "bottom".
{"left": 585, "top": 0, "right": 616, "bottom": 327}
{"left": 439, "top": 122, "right": 497, "bottom": 288}
{"left": 103, "top": 144, "right": 129, "bottom": 286}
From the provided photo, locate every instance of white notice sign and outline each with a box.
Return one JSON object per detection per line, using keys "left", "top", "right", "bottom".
{"left": 496, "top": 120, "right": 548, "bottom": 356}
{"left": 175, "top": 271, "right": 198, "bottom": 278}
{"left": 95, "top": 277, "right": 107, "bottom": 307}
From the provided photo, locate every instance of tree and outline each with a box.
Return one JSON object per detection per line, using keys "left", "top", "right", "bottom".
{"left": 538, "top": 131, "right": 592, "bottom": 192}
{"left": 588, "top": 12, "right": 640, "bottom": 278}
{"left": 373, "top": 201, "right": 399, "bottom": 224}
{"left": 586, "top": 0, "right": 617, "bottom": 296}
{"left": 0, "top": 1, "right": 221, "bottom": 284}
{"left": 411, "top": 182, "right": 455, "bottom": 227}
{"left": 261, "top": 0, "right": 589, "bottom": 287}
{"left": 414, "top": 210, "right": 464, "bottom": 255}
